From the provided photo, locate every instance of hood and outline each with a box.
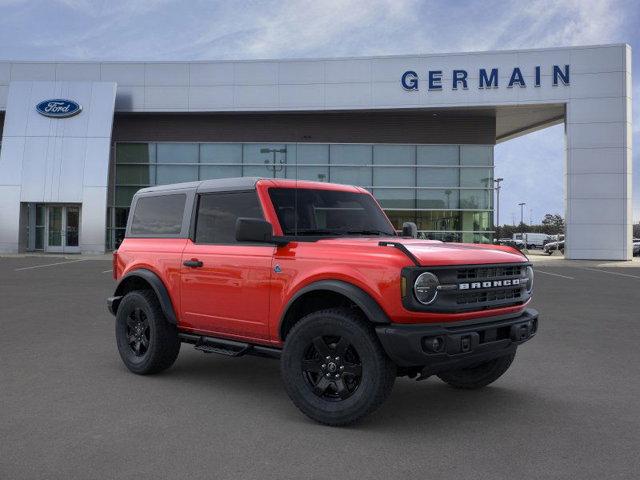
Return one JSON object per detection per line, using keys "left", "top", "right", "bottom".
{"left": 315, "top": 236, "right": 528, "bottom": 266}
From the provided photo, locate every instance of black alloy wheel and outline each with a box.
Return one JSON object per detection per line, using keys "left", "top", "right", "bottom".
{"left": 126, "top": 308, "right": 150, "bottom": 357}
{"left": 301, "top": 335, "right": 363, "bottom": 401}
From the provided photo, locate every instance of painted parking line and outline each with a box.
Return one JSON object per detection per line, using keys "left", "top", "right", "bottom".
{"left": 102, "top": 269, "right": 112, "bottom": 274}
{"left": 534, "top": 269, "right": 575, "bottom": 280}
{"left": 14, "top": 259, "right": 87, "bottom": 271}
{"left": 579, "top": 267, "right": 640, "bottom": 279}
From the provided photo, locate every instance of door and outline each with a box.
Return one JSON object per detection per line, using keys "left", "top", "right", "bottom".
{"left": 180, "top": 191, "right": 274, "bottom": 341}
{"left": 46, "top": 206, "right": 64, "bottom": 253}
{"left": 44, "top": 205, "right": 81, "bottom": 253}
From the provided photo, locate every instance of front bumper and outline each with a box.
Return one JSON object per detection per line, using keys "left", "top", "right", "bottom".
{"left": 376, "top": 309, "right": 538, "bottom": 373}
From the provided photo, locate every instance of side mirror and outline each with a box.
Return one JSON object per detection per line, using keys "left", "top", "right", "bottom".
{"left": 236, "top": 218, "right": 288, "bottom": 246}
{"left": 236, "top": 218, "right": 274, "bottom": 243}
{"left": 402, "top": 222, "right": 418, "bottom": 238}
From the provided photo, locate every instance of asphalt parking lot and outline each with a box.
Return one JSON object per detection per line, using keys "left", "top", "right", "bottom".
{"left": 1, "top": 256, "right": 639, "bottom": 479}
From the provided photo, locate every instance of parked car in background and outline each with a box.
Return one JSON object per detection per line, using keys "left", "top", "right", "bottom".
{"left": 633, "top": 238, "right": 640, "bottom": 256}
{"left": 543, "top": 240, "right": 565, "bottom": 255}
{"left": 497, "top": 238, "right": 526, "bottom": 250}
{"left": 513, "top": 233, "right": 552, "bottom": 249}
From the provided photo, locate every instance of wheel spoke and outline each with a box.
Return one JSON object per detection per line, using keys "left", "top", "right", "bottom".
{"left": 334, "top": 337, "right": 349, "bottom": 357}
{"left": 134, "top": 308, "right": 143, "bottom": 323}
{"left": 302, "top": 358, "right": 324, "bottom": 373}
{"left": 133, "top": 340, "right": 141, "bottom": 354}
{"left": 334, "top": 378, "right": 350, "bottom": 399}
{"left": 312, "top": 336, "right": 331, "bottom": 357}
{"left": 140, "top": 335, "right": 149, "bottom": 348}
{"left": 127, "top": 334, "right": 137, "bottom": 344}
{"left": 342, "top": 362, "right": 362, "bottom": 377}
{"left": 313, "top": 376, "right": 331, "bottom": 396}
{"left": 126, "top": 316, "right": 136, "bottom": 329}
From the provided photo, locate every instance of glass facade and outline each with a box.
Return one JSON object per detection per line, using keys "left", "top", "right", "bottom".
{"left": 108, "top": 142, "right": 494, "bottom": 248}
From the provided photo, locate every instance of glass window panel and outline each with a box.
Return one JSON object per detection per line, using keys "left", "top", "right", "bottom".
{"left": 414, "top": 210, "right": 461, "bottom": 232}
{"left": 417, "top": 145, "right": 459, "bottom": 165}
{"left": 199, "top": 165, "right": 243, "bottom": 180}
{"left": 372, "top": 188, "right": 414, "bottom": 209}
{"left": 330, "top": 144, "right": 371, "bottom": 166}
{"left": 156, "top": 165, "right": 198, "bottom": 184}
{"left": 417, "top": 189, "right": 459, "bottom": 209}
{"left": 460, "top": 168, "right": 493, "bottom": 188}
{"left": 286, "top": 166, "right": 329, "bottom": 182}
{"left": 461, "top": 145, "right": 493, "bottom": 165}
{"left": 460, "top": 189, "right": 493, "bottom": 209}
{"left": 331, "top": 167, "right": 371, "bottom": 186}
{"left": 373, "top": 145, "right": 415, "bottom": 165}
{"left": 116, "top": 164, "right": 155, "bottom": 185}
{"left": 417, "top": 167, "right": 458, "bottom": 187}
{"left": 200, "top": 144, "right": 242, "bottom": 164}
{"left": 116, "top": 143, "right": 155, "bottom": 164}
{"left": 35, "top": 205, "right": 45, "bottom": 226}
{"left": 115, "top": 186, "right": 142, "bottom": 207}
{"left": 131, "top": 194, "right": 186, "bottom": 236}
{"left": 461, "top": 211, "right": 493, "bottom": 231}
{"left": 243, "top": 144, "right": 288, "bottom": 178}
{"left": 195, "top": 192, "right": 263, "bottom": 244}
{"left": 373, "top": 167, "right": 413, "bottom": 187}
{"left": 296, "top": 144, "right": 328, "bottom": 165}
{"left": 35, "top": 226, "right": 44, "bottom": 250}
{"left": 157, "top": 143, "right": 198, "bottom": 164}
{"left": 114, "top": 208, "right": 130, "bottom": 229}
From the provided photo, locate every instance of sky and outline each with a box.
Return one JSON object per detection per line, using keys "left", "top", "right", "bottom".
{"left": 0, "top": 0, "right": 638, "bottom": 225}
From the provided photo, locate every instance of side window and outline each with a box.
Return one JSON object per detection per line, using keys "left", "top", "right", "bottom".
{"left": 195, "top": 191, "right": 264, "bottom": 244}
{"left": 130, "top": 194, "right": 186, "bottom": 236}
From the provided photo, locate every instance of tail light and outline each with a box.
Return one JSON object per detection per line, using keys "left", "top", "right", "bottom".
{"left": 112, "top": 250, "right": 118, "bottom": 280}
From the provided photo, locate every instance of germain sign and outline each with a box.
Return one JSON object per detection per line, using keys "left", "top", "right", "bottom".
{"left": 401, "top": 65, "right": 570, "bottom": 91}
{"left": 36, "top": 99, "right": 82, "bottom": 118}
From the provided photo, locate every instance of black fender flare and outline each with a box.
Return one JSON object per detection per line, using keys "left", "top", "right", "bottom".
{"left": 111, "top": 269, "right": 178, "bottom": 324}
{"left": 280, "top": 280, "right": 391, "bottom": 338}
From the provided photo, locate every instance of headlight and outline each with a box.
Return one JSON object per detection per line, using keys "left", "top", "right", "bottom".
{"left": 414, "top": 272, "right": 439, "bottom": 305}
{"left": 525, "top": 266, "right": 534, "bottom": 293}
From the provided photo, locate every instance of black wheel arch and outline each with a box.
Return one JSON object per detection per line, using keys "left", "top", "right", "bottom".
{"left": 110, "top": 269, "right": 178, "bottom": 324}
{"left": 279, "top": 280, "right": 390, "bottom": 341}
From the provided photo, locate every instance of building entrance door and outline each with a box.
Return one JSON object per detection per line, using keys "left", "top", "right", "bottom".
{"left": 44, "top": 205, "right": 81, "bottom": 253}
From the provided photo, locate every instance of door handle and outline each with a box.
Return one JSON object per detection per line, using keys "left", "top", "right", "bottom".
{"left": 183, "top": 259, "right": 203, "bottom": 268}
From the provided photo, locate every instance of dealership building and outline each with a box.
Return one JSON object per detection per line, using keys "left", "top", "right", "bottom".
{"left": 0, "top": 44, "right": 633, "bottom": 259}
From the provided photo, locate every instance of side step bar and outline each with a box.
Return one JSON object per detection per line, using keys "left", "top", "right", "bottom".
{"left": 178, "top": 332, "right": 281, "bottom": 359}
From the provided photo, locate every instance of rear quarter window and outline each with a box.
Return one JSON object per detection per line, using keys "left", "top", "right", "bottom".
{"left": 130, "top": 194, "right": 186, "bottom": 236}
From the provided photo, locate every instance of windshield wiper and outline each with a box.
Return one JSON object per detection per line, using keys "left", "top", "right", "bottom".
{"left": 294, "top": 229, "right": 346, "bottom": 236}
{"left": 346, "top": 230, "right": 393, "bottom": 236}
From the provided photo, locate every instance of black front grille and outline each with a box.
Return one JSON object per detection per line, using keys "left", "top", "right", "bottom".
{"left": 457, "top": 287, "right": 522, "bottom": 305}
{"left": 402, "top": 262, "right": 532, "bottom": 313}
{"left": 457, "top": 265, "right": 523, "bottom": 281}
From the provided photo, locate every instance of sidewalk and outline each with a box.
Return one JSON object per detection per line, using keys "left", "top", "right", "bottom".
{"left": 527, "top": 250, "right": 640, "bottom": 268}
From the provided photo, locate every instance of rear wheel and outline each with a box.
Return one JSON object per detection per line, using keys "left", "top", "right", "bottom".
{"left": 115, "top": 290, "right": 180, "bottom": 375}
{"left": 437, "top": 351, "right": 516, "bottom": 389}
{"left": 281, "top": 308, "right": 396, "bottom": 426}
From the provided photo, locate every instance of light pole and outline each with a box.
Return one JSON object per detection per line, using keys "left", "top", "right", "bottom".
{"left": 518, "top": 202, "right": 526, "bottom": 231}
{"left": 261, "top": 147, "right": 287, "bottom": 177}
{"left": 494, "top": 178, "right": 503, "bottom": 227}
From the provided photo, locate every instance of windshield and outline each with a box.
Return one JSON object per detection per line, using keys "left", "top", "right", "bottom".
{"left": 268, "top": 188, "right": 396, "bottom": 237}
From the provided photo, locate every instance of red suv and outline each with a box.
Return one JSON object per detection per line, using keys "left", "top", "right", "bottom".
{"left": 108, "top": 177, "right": 537, "bottom": 425}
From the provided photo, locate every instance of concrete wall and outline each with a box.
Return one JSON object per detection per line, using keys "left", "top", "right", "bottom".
{"left": 0, "top": 81, "right": 116, "bottom": 253}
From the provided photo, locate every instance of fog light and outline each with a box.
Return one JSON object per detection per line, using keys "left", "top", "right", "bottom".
{"left": 424, "top": 336, "right": 445, "bottom": 353}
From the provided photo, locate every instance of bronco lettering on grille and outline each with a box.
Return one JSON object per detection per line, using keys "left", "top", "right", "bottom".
{"left": 459, "top": 279, "right": 520, "bottom": 290}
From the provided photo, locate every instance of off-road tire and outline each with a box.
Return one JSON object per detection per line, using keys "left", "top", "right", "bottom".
{"left": 115, "top": 290, "right": 180, "bottom": 375}
{"left": 281, "top": 308, "right": 396, "bottom": 426}
{"left": 437, "top": 351, "right": 516, "bottom": 389}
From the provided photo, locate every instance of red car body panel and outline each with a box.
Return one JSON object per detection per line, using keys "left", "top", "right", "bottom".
{"left": 115, "top": 178, "right": 530, "bottom": 347}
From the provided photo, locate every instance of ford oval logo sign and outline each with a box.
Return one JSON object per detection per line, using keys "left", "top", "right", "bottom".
{"left": 36, "top": 99, "right": 82, "bottom": 118}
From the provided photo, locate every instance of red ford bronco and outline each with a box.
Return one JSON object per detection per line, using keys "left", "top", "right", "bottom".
{"left": 108, "top": 177, "right": 537, "bottom": 425}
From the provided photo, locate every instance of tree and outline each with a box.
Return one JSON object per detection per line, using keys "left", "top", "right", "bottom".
{"left": 541, "top": 214, "right": 564, "bottom": 230}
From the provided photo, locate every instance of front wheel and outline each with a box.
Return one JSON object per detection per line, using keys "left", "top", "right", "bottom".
{"left": 281, "top": 308, "right": 396, "bottom": 426}
{"left": 115, "top": 290, "right": 180, "bottom": 375}
{"left": 437, "top": 351, "right": 516, "bottom": 389}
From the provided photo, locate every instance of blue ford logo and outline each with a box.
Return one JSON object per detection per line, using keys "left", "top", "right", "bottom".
{"left": 36, "top": 99, "right": 82, "bottom": 118}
